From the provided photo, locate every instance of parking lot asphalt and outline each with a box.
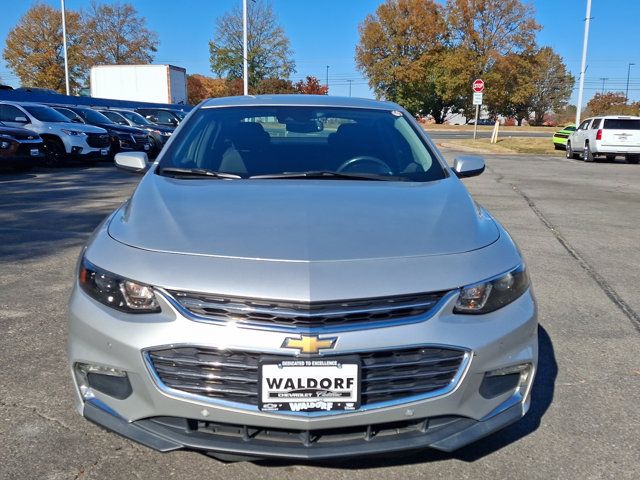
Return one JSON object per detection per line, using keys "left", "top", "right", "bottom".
{"left": 426, "top": 130, "right": 550, "bottom": 141}
{"left": 1, "top": 152, "right": 639, "bottom": 479}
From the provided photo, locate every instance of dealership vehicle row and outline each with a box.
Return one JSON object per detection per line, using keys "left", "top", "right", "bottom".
{"left": 0, "top": 98, "right": 187, "bottom": 169}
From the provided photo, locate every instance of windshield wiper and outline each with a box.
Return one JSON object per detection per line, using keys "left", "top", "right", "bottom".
{"left": 249, "top": 171, "right": 397, "bottom": 181}
{"left": 159, "top": 167, "right": 241, "bottom": 179}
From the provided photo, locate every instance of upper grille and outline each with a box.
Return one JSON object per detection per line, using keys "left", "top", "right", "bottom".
{"left": 165, "top": 291, "right": 448, "bottom": 329}
{"left": 147, "top": 346, "right": 466, "bottom": 407}
{"left": 12, "top": 133, "right": 39, "bottom": 141}
{"left": 86, "top": 133, "right": 110, "bottom": 148}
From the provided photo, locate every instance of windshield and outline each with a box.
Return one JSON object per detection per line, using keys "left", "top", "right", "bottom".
{"left": 118, "top": 110, "right": 152, "bottom": 125}
{"left": 158, "top": 106, "right": 445, "bottom": 182}
{"left": 564, "top": 126, "right": 576, "bottom": 131}
{"left": 75, "top": 108, "right": 114, "bottom": 124}
{"left": 22, "top": 105, "right": 70, "bottom": 123}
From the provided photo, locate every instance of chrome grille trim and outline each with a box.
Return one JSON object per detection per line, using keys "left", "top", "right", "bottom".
{"left": 159, "top": 289, "right": 456, "bottom": 333}
{"left": 144, "top": 345, "right": 471, "bottom": 416}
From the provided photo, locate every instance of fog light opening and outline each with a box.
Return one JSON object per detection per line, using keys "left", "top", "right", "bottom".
{"left": 480, "top": 363, "right": 533, "bottom": 399}
{"left": 74, "top": 363, "right": 131, "bottom": 400}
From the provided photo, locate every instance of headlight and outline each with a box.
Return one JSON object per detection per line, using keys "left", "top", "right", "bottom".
{"left": 79, "top": 257, "right": 160, "bottom": 313}
{"left": 0, "top": 140, "right": 11, "bottom": 149}
{"left": 61, "top": 129, "right": 87, "bottom": 136}
{"left": 454, "top": 264, "right": 529, "bottom": 314}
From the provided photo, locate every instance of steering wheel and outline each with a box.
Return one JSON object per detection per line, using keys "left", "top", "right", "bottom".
{"left": 336, "top": 156, "right": 393, "bottom": 175}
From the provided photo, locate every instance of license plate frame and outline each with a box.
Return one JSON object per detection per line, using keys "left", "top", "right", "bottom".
{"left": 259, "top": 355, "right": 360, "bottom": 413}
{"left": 30, "top": 148, "right": 40, "bottom": 156}
{"left": 100, "top": 148, "right": 109, "bottom": 156}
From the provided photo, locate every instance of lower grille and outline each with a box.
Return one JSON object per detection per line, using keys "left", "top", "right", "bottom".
{"left": 144, "top": 414, "right": 464, "bottom": 449}
{"left": 147, "top": 346, "right": 466, "bottom": 407}
{"left": 16, "top": 142, "right": 43, "bottom": 156}
{"left": 86, "top": 133, "right": 110, "bottom": 148}
{"left": 166, "top": 290, "right": 448, "bottom": 329}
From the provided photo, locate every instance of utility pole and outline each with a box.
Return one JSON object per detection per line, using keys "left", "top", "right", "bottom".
{"left": 61, "top": 0, "right": 70, "bottom": 95}
{"left": 599, "top": 77, "right": 609, "bottom": 94}
{"left": 325, "top": 65, "right": 329, "bottom": 91}
{"left": 347, "top": 80, "right": 352, "bottom": 97}
{"left": 626, "top": 63, "right": 635, "bottom": 103}
{"left": 575, "top": 0, "right": 592, "bottom": 126}
{"left": 242, "top": 0, "right": 248, "bottom": 95}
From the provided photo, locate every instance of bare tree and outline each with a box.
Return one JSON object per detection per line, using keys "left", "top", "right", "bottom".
{"left": 209, "top": 0, "right": 295, "bottom": 90}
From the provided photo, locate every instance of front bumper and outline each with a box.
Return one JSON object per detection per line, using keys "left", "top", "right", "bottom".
{"left": 69, "top": 278, "right": 538, "bottom": 458}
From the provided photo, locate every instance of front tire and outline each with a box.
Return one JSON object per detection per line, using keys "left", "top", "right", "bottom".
{"left": 42, "top": 138, "right": 66, "bottom": 167}
{"left": 627, "top": 155, "right": 640, "bottom": 164}
{"left": 606, "top": 155, "right": 616, "bottom": 162}
{"left": 583, "top": 143, "right": 594, "bottom": 162}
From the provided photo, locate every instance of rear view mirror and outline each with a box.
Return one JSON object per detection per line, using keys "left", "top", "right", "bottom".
{"left": 453, "top": 155, "right": 485, "bottom": 178}
{"left": 115, "top": 151, "right": 149, "bottom": 173}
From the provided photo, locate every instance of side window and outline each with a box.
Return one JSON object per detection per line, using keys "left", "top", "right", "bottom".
{"left": 591, "top": 119, "right": 601, "bottom": 129}
{"left": 578, "top": 120, "right": 590, "bottom": 130}
{"left": 0, "top": 104, "right": 26, "bottom": 122}
{"left": 156, "top": 111, "right": 175, "bottom": 124}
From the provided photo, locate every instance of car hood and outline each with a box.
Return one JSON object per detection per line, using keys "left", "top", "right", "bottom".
{"left": 59, "top": 122, "right": 106, "bottom": 134}
{"left": 108, "top": 173, "right": 499, "bottom": 261}
{"left": 0, "top": 125, "right": 40, "bottom": 139}
{"left": 96, "top": 123, "right": 146, "bottom": 135}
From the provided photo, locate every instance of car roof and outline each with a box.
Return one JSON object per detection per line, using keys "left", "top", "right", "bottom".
{"left": 586, "top": 115, "right": 640, "bottom": 120}
{"left": 200, "top": 94, "right": 402, "bottom": 111}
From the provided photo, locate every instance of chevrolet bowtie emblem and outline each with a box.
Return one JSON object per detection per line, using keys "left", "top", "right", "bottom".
{"left": 281, "top": 335, "right": 337, "bottom": 354}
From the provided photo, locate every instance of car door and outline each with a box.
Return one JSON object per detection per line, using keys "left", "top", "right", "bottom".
{"left": 573, "top": 119, "right": 592, "bottom": 149}
{"left": 0, "top": 104, "right": 31, "bottom": 129}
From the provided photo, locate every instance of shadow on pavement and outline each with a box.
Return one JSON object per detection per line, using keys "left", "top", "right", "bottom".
{"left": 255, "top": 325, "right": 557, "bottom": 469}
{"left": 0, "top": 165, "right": 138, "bottom": 262}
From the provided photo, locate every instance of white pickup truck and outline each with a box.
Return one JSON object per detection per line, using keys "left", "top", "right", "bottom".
{"left": 566, "top": 115, "right": 640, "bottom": 163}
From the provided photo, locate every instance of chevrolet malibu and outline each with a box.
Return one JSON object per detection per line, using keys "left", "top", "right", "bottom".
{"left": 68, "top": 95, "right": 537, "bottom": 461}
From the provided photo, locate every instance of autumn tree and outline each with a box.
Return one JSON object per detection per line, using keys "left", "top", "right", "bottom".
{"left": 3, "top": 3, "right": 88, "bottom": 92}
{"left": 356, "top": 0, "right": 448, "bottom": 120}
{"left": 209, "top": 0, "right": 295, "bottom": 91}
{"left": 187, "top": 74, "right": 228, "bottom": 104}
{"left": 528, "top": 47, "right": 574, "bottom": 125}
{"left": 585, "top": 92, "right": 640, "bottom": 116}
{"left": 484, "top": 52, "right": 536, "bottom": 125}
{"left": 439, "top": 0, "right": 541, "bottom": 112}
{"left": 294, "top": 76, "right": 328, "bottom": 95}
{"left": 253, "top": 78, "right": 295, "bottom": 94}
{"left": 85, "top": 1, "right": 159, "bottom": 65}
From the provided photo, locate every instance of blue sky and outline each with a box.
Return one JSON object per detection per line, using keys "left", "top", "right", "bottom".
{"left": 1, "top": 1, "right": 639, "bottom": 103}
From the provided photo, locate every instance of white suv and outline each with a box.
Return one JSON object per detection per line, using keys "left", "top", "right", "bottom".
{"left": 0, "top": 101, "right": 111, "bottom": 165}
{"left": 566, "top": 115, "right": 640, "bottom": 163}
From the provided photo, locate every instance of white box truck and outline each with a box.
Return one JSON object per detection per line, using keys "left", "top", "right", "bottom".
{"left": 90, "top": 65, "right": 188, "bottom": 105}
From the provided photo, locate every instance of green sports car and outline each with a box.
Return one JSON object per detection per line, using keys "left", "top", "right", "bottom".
{"left": 552, "top": 125, "right": 576, "bottom": 150}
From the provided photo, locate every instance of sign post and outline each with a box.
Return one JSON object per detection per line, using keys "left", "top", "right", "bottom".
{"left": 472, "top": 79, "right": 485, "bottom": 140}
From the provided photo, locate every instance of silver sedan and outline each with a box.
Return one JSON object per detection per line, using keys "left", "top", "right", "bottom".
{"left": 68, "top": 95, "right": 537, "bottom": 461}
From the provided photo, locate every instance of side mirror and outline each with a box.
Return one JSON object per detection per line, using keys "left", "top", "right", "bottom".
{"left": 453, "top": 155, "right": 485, "bottom": 178}
{"left": 114, "top": 151, "right": 149, "bottom": 173}
{"left": 15, "top": 116, "right": 29, "bottom": 124}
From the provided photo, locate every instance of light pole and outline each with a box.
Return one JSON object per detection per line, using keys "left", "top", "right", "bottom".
{"left": 325, "top": 65, "right": 329, "bottom": 90}
{"left": 575, "top": 0, "right": 592, "bottom": 126}
{"left": 600, "top": 77, "right": 609, "bottom": 94}
{"left": 626, "top": 63, "right": 635, "bottom": 103}
{"left": 242, "top": 0, "right": 248, "bottom": 95}
{"left": 61, "top": 0, "right": 70, "bottom": 95}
